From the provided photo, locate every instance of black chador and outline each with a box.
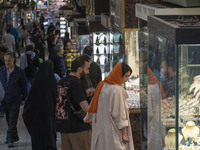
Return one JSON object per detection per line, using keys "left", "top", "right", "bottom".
{"left": 23, "top": 60, "right": 57, "bottom": 150}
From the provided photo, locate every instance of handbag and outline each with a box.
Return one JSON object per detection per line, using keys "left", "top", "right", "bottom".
{"left": 73, "top": 108, "right": 87, "bottom": 121}
{"left": 67, "top": 97, "right": 86, "bottom": 121}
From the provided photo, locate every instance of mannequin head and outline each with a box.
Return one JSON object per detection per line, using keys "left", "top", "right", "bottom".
{"left": 186, "top": 121, "right": 195, "bottom": 127}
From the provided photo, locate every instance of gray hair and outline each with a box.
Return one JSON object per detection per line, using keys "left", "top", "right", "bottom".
{"left": 57, "top": 39, "right": 63, "bottom": 45}
{"left": 55, "top": 43, "right": 63, "bottom": 52}
{"left": 4, "top": 52, "right": 16, "bottom": 63}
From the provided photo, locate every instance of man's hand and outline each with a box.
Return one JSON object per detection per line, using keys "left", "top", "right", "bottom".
{"left": 56, "top": 34, "right": 59, "bottom": 39}
{"left": 86, "top": 88, "right": 95, "bottom": 97}
{"left": 80, "top": 100, "right": 89, "bottom": 113}
{"left": 21, "top": 101, "right": 25, "bottom": 106}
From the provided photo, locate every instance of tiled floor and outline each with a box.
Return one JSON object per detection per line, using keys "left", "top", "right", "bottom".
{"left": 0, "top": 107, "right": 61, "bottom": 150}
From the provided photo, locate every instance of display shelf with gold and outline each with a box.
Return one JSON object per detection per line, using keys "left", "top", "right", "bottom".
{"left": 148, "top": 15, "right": 200, "bottom": 150}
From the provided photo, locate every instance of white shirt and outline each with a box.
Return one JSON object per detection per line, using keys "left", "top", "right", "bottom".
{"left": 1, "top": 33, "right": 15, "bottom": 52}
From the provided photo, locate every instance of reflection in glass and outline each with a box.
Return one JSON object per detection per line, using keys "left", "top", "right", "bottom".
{"left": 104, "top": 37, "right": 107, "bottom": 45}
{"left": 96, "top": 56, "right": 100, "bottom": 64}
{"left": 96, "top": 47, "right": 99, "bottom": 54}
{"left": 96, "top": 36, "right": 100, "bottom": 45}
{"left": 104, "top": 47, "right": 107, "bottom": 54}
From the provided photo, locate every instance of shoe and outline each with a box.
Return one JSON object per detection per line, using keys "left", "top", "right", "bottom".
{"left": 8, "top": 142, "right": 14, "bottom": 147}
{"left": 4, "top": 137, "right": 19, "bottom": 144}
{"left": 0, "top": 112, "right": 4, "bottom": 117}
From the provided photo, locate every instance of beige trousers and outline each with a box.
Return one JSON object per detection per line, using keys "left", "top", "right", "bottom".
{"left": 61, "top": 130, "right": 91, "bottom": 150}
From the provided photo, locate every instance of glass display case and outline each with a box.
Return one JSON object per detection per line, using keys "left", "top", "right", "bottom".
{"left": 79, "top": 35, "right": 90, "bottom": 51}
{"left": 60, "top": 17, "right": 66, "bottom": 38}
{"left": 73, "top": 20, "right": 89, "bottom": 53}
{"left": 12, "top": 11, "right": 21, "bottom": 27}
{"left": 147, "top": 15, "right": 200, "bottom": 150}
{"left": 93, "top": 31, "right": 112, "bottom": 80}
{"left": 24, "top": 11, "right": 34, "bottom": 23}
{"left": 124, "top": 30, "right": 140, "bottom": 109}
{"left": 92, "top": 31, "right": 125, "bottom": 80}
{"left": 123, "top": 29, "right": 146, "bottom": 150}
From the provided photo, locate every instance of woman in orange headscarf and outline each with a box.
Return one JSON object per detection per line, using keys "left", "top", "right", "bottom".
{"left": 85, "top": 62, "right": 134, "bottom": 150}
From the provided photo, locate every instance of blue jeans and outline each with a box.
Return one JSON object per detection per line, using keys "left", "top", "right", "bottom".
{"left": 15, "top": 39, "right": 20, "bottom": 57}
{"left": 27, "top": 77, "right": 34, "bottom": 94}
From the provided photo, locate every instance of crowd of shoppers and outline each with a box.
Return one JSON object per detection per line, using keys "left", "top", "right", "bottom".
{"left": 0, "top": 19, "right": 135, "bottom": 150}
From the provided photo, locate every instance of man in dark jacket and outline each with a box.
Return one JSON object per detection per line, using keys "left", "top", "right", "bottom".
{"left": 47, "top": 28, "right": 59, "bottom": 53}
{"left": 0, "top": 81, "right": 4, "bottom": 101}
{"left": 20, "top": 44, "right": 40, "bottom": 94}
{"left": 0, "top": 52, "right": 27, "bottom": 147}
{"left": 0, "top": 44, "right": 8, "bottom": 67}
{"left": 50, "top": 43, "right": 66, "bottom": 78}
{"left": 83, "top": 46, "right": 102, "bottom": 88}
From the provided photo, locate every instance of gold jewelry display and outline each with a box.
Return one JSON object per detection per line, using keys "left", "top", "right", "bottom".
{"left": 182, "top": 121, "right": 199, "bottom": 141}
{"left": 165, "top": 128, "right": 183, "bottom": 148}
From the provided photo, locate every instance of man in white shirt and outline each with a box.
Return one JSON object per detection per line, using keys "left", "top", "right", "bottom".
{"left": 25, "top": 19, "right": 33, "bottom": 33}
{"left": 1, "top": 28, "right": 15, "bottom": 53}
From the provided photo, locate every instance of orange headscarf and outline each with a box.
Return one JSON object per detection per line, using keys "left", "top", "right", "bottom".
{"left": 88, "top": 62, "right": 123, "bottom": 113}
{"left": 148, "top": 66, "right": 166, "bottom": 100}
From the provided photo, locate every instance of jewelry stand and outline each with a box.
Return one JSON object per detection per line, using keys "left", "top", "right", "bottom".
{"left": 165, "top": 128, "right": 183, "bottom": 148}
{"left": 182, "top": 121, "right": 199, "bottom": 141}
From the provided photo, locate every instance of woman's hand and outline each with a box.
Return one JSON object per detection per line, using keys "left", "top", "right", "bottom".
{"left": 122, "top": 127, "right": 129, "bottom": 144}
{"left": 122, "top": 132, "right": 129, "bottom": 143}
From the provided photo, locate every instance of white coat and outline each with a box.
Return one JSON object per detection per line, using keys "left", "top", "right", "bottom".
{"left": 91, "top": 83, "right": 134, "bottom": 150}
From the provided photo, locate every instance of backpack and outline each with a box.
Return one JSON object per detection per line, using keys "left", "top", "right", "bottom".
{"left": 55, "top": 76, "right": 86, "bottom": 132}
{"left": 55, "top": 77, "right": 73, "bottom": 132}
{"left": 24, "top": 54, "right": 37, "bottom": 77}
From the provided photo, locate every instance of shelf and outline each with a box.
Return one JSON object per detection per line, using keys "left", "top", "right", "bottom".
{"left": 93, "top": 42, "right": 114, "bottom": 45}
{"left": 130, "top": 108, "right": 141, "bottom": 113}
{"left": 110, "top": 42, "right": 120, "bottom": 45}
{"left": 93, "top": 54, "right": 112, "bottom": 56}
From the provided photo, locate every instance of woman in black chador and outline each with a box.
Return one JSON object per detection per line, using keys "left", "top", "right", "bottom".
{"left": 23, "top": 60, "right": 57, "bottom": 150}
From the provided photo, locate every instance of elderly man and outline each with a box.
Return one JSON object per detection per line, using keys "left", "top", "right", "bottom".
{"left": 51, "top": 43, "right": 66, "bottom": 78}
{"left": 0, "top": 52, "right": 27, "bottom": 147}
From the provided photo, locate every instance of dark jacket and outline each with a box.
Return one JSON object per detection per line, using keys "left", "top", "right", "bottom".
{"left": 89, "top": 62, "right": 102, "bottom": 88}
{"left": 49, "top": 49, "right": 66, "bottom": 78}
{"left": 0, "top": 65, "right": 27, "bottom": 102}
